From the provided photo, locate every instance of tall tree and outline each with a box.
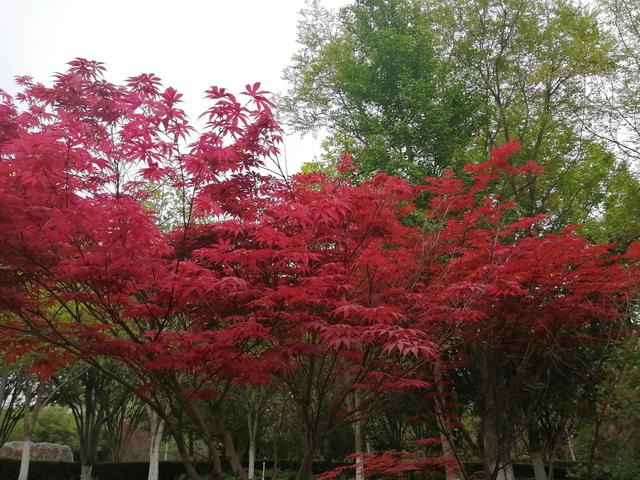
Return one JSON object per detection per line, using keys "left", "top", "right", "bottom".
{"left": 55, "top": 364, "right": 135, "bottom": 480}
{"left": 284, "top": 4, "right": 640, "bottom": 478}
{"left": 590, "top": 0, "right": 640, "bottom": 163}
{"left": 281, "top": 0, "right": 485, "bottom": 181}
{"left": 0, "top": 59, "right": 283, "bottom": 480}
{"left": 0, "top": 364, "right": 26, "bottom": 447}
{"left": 284, "top": 0, "right": 623, "bottom": 226}
{"left": 441, "top": 0, "right": 618, "bottom": 224}
{"left": 0, "top": 60, "right": 435, "bottom": 480}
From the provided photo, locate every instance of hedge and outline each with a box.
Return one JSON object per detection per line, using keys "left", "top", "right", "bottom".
{"left": 0, "top": 459, "right": 579, "bottom": 480}
{"left": 0, "top": 460, "right": 79, "bottom": 480}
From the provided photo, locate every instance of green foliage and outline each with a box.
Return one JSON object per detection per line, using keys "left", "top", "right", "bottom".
{"left": 428, "top": 0, "right": 620, "bottom": 225}
{"left": 591, "top": 0, "right": 640, "bottom": 164}
{"left": 570, "top": 336, "right": 640, "bottom": 480}
{"left": 9, "top": 405, "right": 79, "bottom": 450}
{"left": 282, "top": 0, "right": 485, "bottom": 181}
{"left": 142, "top": 180, "right": 186, "bottom": 232}
{"left": 0, "top": 367, "right": 25, "bottom": 446}
{"left": 285, "top": 0, "right": 630, "bottom": 233}
{"left": 581, "top": 163, "right": 640, "bottom": 246}
{"left": 282, "top": 6, "right": 640, "bottom": 477}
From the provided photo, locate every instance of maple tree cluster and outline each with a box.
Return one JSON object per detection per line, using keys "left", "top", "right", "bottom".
{"left": 0, "top": 60, "right": 638, "bottom": 479}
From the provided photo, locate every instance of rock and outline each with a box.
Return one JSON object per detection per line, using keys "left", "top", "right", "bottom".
{"left": 0, "top": 441, "right": 74, "bottom": 462}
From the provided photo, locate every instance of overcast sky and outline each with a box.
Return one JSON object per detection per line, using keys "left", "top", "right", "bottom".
{"left": 0, "top": 0, "right": 349, "bottom": 173}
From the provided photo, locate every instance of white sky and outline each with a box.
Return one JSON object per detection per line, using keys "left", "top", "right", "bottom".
{"left": 0, "top": 0, "right": 349, "bottom": 173}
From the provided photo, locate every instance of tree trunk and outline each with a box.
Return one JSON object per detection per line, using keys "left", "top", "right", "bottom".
{"left": 353, "top": 419, "right": 364, "bottom": 480}
{"left": 272, "top": 433, "right": 280, "bottom": 480}
{"left": 352, "top": 392, "right": 364, "bottom": 480}
{"left": 531, "top": 453, "right": 547, "bottom": 480}
{"left": 18, "top": 375, "right": 40, "bottom": 480}
{"left": 216, "top": 417, "right": 248, "bottom": 480}
{"left": 477, "top": 356, "right": 501, "bottom": 480}
{"left": 481, "top": 409, "right": 501, "bottom": 480}
{"left": 482, "top": 409, "right": 516, "bottom": 480}
{"left": 529, "top": 428, "right": 548, "bottom": 480}
{"left": 166, "top": 419, "right": 211, "bottom": 480}
{"left": 80, "top": 465, "right": 93, "bottom": 480}
{"left": 473, "top": 345, "right": 515, "bottom": 480}
{"left": 78, "top": 413, "right": 103, "bottom": 480}
{"left": 501, "top": 461, "right": 515, "bottom": 480}
{"left": 271, "top": 392, "right": 287, "bottom": 480}
{"left": 248, "top": 410, "right": 257, "bottom": 479}
{"left": 17, "top": 437, "right": 31, "bottom": 480}
{"left": 439, "top": 428, "right": 463, "bottom": 480}
{"left": 147, "top": 407, "right": 165, "bottom": 480}
{"left": 585, "top": 408, "right": 604, "bottom": 480}
{"left": 295, "top": 436, "right": 316, "bottom": 480}
{"left": 566, "top": 434, "right": 576, "bottom": 462}
{"left": 0, "top": 373, "right": 6, "bottom": 402}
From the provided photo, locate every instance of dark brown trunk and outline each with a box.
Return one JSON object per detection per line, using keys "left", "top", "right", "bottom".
{"left": 481, "top": 407, "right": 501, "bottom": 480}
{"left": 472, "top": 344, "right": 514, "bottom": 480}
{"left": 271, "top": 438, "right": 280, "bottom": 480}
{"left": 295, "top": 435, "right": 316, "bottom": 480}
{"left": 585, "top": 411, "right": 603, "bottom": 480}
{"left": 166, "top": 420, "right": 213, "bottom": 480}
{"left": 216, "top": 417, "right": 248, "bottom": 480}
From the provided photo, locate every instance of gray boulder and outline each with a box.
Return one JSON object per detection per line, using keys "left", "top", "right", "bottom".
{"left": 0, "top": 441, "right": 74, "bottom": 462}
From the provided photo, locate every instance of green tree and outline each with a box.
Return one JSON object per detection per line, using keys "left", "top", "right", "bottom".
{"left": 569, "top": 334, "right": 640, "bottom": 480}
{"left": 281, "top": 0, "right": 485, "bottom": 181}
{"left": 284, "top": 0, "right": 624, "bottom": 226}
{"left": 589, "top": 0, "right": 640, "bottom": 164}
{"left": 440, "top": 0, "right": 619, "bottom": 223}
{"left": 55, "top": 364, "right": 137, "bottom": 480}
{"left": 9, "top": 405, "right": 78, "bottom": 450}
{"left": 582, "top": 163, "right": 640, "bottom": 247}
{"left": 0, "top": 365, "right": 26, "bottom": 446}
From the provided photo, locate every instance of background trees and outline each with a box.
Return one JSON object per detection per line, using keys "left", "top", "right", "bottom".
{"left": 283, "top": 0, "right": 636, "bottom": 228}
{"left": 0, "top": 364, "right": 26, "bottom": 447}
{"left": 590, "top": 0, "right": 640, "bottom": 164}
{"left": 281, "top": 0, "right": 485, "bottom": 181}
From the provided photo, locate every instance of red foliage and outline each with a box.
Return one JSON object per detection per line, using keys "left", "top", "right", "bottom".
{"left": 317, "top": 442, "right": 452, "bottom": 480}
{"left": 1, "top": 60, "right": 639, "bottom": 477}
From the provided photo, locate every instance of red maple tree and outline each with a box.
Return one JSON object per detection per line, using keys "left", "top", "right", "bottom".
{"left": 0, "top": 59, "right": 285, "bottom": 479}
